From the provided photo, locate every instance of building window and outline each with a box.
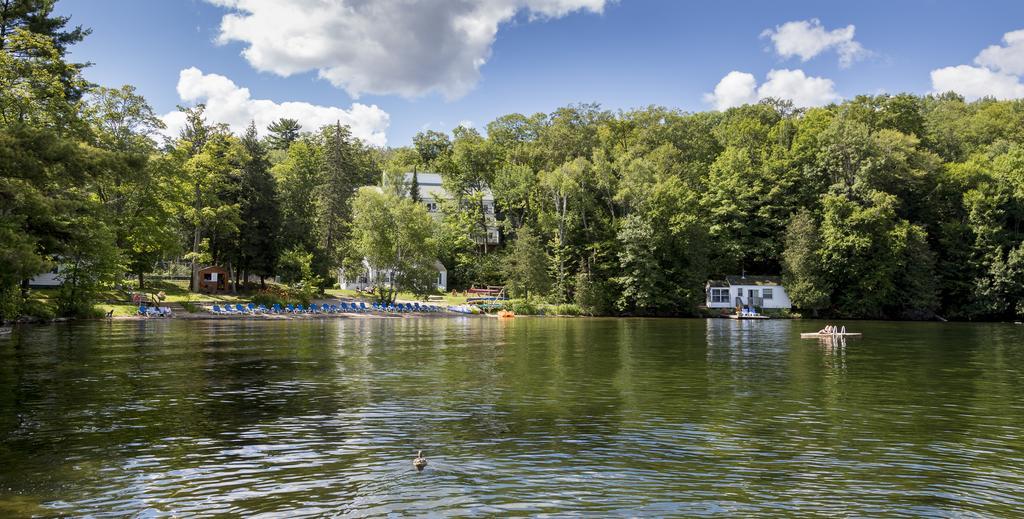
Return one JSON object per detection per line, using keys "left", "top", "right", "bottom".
{"left": 426, "top": 202, "right": 438, "bottom": 212}
{"left": 709, "top": 288, "right": 729, "bottom": 303}
{"left": 762, "top": 288, "right": 773, "bottom": 300}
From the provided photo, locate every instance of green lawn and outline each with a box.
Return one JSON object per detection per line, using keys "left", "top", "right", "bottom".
{"left": 136, "top": 279, "right": 248, "bottom": 303}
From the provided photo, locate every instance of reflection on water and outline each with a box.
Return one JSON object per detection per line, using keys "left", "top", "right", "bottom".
{"left": 1, "top": 318, "right": 1022, "bottom": 516}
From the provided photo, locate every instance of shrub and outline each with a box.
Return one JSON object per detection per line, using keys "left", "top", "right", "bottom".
{"left": 250, "top": 284, "right": 313, "bottom": 307}
{"left": 549, "top": 303, "right": 582, "bottom": 316}
{"left": 0, "top": 287, "right": 19, "bottom": 322}
{"left": 21, "top": 299, "right": 56, "bottom": 320}
{"left": 506, "top": 298, "right": 543, "bottom": 315}
{"left": 278, "top": 248, "right": 314, "bottom": 285}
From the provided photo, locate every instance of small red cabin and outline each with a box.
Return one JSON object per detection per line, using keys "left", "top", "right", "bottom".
{"left": 198, "top": 266, "right": 231, "bottom": 294}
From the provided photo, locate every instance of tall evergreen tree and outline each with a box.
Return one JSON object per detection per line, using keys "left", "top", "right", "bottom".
{"left": 409, "top": 169, "right": 421, "bottom": 203}
{"left": 266, "top": 118, "right": 301, "bottom": 150}
{"left": 315, "top": 122, "right": 359, "bottom": 280}
{"left": 0, "top": 0, "right": 91, "bottom": 100}
{"left": 238, "top": 122, "right": 281, "bottom": 287}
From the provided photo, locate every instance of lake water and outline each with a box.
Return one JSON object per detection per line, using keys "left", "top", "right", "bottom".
{"left": 1, "top": 318, "right": 1022, "bottom": 516}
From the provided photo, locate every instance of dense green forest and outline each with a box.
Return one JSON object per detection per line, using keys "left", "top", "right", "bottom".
{"left": 2, "top": 1, "right": 1023, "bottom": 321}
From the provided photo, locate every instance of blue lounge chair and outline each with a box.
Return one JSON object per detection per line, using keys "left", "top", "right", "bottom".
{"left": 138, "top": 305, "right": 148, "bottom": 316}
{"left": 272, "top": 303, "right": 282, "bottom": 314}
{"left": 359, "top": 302, "right": 368, "bottom": 312}
{"left": 285, "top": 303, "right": 295, "bottom": 313}
{"left": 296, "top": 304, "right": 306, "bottom": 313}
{"left": 248, "top": 303, "right": 257, "bottom": 313}
{"left": 211, "top": 305, "right": 222, "bottom": 314}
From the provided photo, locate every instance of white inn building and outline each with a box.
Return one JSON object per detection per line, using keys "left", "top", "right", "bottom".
{"left": 407, "top": 172, "right": 500, "bottom": 246}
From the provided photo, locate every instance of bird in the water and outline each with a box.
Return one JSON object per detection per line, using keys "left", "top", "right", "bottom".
{"left": 413, "top": 450, "right": 427, "bottom": 471}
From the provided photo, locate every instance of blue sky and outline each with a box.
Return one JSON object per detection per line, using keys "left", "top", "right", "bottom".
{"left": 57, "top": 0, "right": 1024, "bottom": 146}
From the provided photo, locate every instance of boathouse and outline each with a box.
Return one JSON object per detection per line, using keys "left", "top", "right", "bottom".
{"left": 705, "top": 275, "right": 792, "bottom": 310}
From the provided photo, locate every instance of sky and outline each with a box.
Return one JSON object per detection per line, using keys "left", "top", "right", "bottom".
{"left": 56, "top": 0, "right": 1024, "bottom": 147}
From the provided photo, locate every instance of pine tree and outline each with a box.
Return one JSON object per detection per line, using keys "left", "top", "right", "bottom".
{"left": 410, "top": 169, "right": 421, "bottom": 203}
{"left": 239, "top": 122, "right": 281, "bottom": 287}
{"left": 314, "top": 122, "right": 359, "bottom": 281}
{"left": 0, "top": 0, "right": 91, "bottom": 99}
{"left": 266, "top": 118, "right": 301, "bottom": 150}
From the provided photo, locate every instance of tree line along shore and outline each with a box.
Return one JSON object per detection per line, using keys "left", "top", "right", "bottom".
{"left": 3, "top": 2, "right": 1023, "bottom": 323}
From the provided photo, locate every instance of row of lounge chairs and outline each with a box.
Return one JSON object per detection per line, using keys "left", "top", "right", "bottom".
{"left": 138, "top": 306, "right": 173, "bottom": 317}
{"left": 209, "top": 301, "right": 448, "bottom": 316}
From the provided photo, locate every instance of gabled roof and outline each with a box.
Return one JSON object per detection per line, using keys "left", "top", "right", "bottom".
{"left": 725, "top": 275, "right": 782, "bottom": 286}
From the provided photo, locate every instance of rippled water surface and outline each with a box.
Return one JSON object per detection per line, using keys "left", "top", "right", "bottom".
{"left": 1, "top": 318, "right": 1023, "bottom": 516}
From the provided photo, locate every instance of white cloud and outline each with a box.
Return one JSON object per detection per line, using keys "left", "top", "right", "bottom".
{"left": 161, "top": 67, "right": 390, "bottom": 146}
{"left": 205, "top": 0, "right": 605, "bottom": 100}
{"left": 761, "top": 18, "right": 868, "bottom": 68}
{"left": 757, "top": 69, "right": 840, "bottom": 107}
{"left": 704, "top": 69, "right": 839, "bottom": 110}
{"left": 930, "top": 65, "right": 1024, "bottom": 100}
{"left": 975, "top": 29, "right": 1024, "bottom": 76}
{"left": 703, "top": 71, "right": 757, "bottom": 111}
{"left": 930, "top": 28, "right": 1024, "bottom": 100}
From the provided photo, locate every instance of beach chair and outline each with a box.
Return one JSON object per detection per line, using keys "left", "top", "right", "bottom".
{"left": 233, "top": 304, "right": 245, "bottom": 314}
{"left": 359, "top": 302, "right": 367, "bottom": 312}
{"left": 138, "top": 305, "right": 147, "bottom": 316}
{"left": 271, "top": 303, "right": 282, "bottom": 314}
{"left": 257, "top": 304, "right": 269, "bottom": 314}
{"left": 296, "top": 304, "right": 306, "bottom": 313}
{"left": 247, "top": 303, "right": 257, "bottom": 314}
{"left": 285, "top": 303, "right": 295, "bottom": 313}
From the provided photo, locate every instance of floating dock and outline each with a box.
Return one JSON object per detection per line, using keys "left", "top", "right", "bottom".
{"left": 800, "top": 332, "right": 862, "bottom": 339}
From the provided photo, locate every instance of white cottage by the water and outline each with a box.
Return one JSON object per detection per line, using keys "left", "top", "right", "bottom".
{"left": 705, "top": 275, "right": 792, "bottom": 310}
{"left": 338, "top": 259, "right": 448, "bottom": 292}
